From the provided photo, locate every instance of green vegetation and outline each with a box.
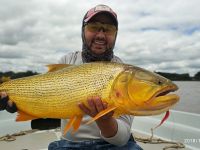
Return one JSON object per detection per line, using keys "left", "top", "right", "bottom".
{"left": 194, "top": 72, "right": 200, "bottom": 80}
{"left": 156, "top": 71, "right": 200, "bottom": 81}
{"left": 0, "top": 71, "right": 199, "bottom": 82}
{"left": 0, "top": 71, "right": 38, "bottom": 83}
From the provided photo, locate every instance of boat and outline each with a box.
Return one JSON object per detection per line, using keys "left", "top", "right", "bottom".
{"left": 0, "top": 110, "right": 199, "bottom": 150}
{"left": 132, "top": 110, "right": 200, "bottom": 150}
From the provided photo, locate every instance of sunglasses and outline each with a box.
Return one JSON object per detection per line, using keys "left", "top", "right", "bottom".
{"left": 85, "top": 22, "right": 117, "bottom": 35}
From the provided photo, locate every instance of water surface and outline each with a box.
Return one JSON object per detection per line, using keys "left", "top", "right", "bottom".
{"left": 173, "top": 81, "right": 200, "bottom": 114}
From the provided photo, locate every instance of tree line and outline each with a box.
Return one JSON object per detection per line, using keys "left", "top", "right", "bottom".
{"left": 156, "top": 71, "right": 200, "bottom": 81}
{"left": 0, "top": 70, "right": 200, "bottom": 83}
{"left": 0, "top": 71, "right": 38, "bottom": 83}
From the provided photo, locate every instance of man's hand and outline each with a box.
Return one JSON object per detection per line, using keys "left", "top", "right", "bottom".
{"left": 78, "top": 96, "right": 114, "bottom": 120}
{"left": 78, "top": 97, "right": 118, "bottom": 138}
{"left": 0, "top": 92, "right": 17, "bottom": 113}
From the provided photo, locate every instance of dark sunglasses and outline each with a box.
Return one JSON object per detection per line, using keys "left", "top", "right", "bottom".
{"left": 85, "top": 22, "right": 117, "bottom": 35}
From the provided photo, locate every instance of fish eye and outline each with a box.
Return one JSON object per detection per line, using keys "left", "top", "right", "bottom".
{"left": 158, "top": 80, "right": 162, "bottom": 85}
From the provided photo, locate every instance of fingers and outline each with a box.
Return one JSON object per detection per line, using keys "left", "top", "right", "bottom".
{"left": 78, "top": 97, "right": 114, "bottom": 122}
{"left": 93, "top": 97, "right": 104, "bottom": 112}
{"left": 0, "top": 92, "right": 17, "bottom": 113}
{"left": 6, "top": 102, "right": 17, "bottom": 113}
{"left": 88, "top": 97, "right": 105, "bottom": 114}
{"left": 1, "top": 92, "right": 14, "bottom": 107}
{"left": 78, "top": 102, "right": 91, "bottom": 115}
{"left": 88, "top": 98, "right": 97, "bottom": 115}
{"left": 78, "top": 97, "right": 106, "bottom": 117}
{"left": 0, "top": 92, "right": 7, "bottom": 98}
{"left": 7, "top": 100, "right": 14, "bottom": 107}
{"left": 87, "top": 97, "right": 105, "bottom": 117}
{"left": 78, "top": 98, "right": 98, "bottom": 117}
{"left": 0, "top": 93, "right": 8, "bottom": 110}
{"left": 102, "top": 102, "right": 108, "bottom": 109}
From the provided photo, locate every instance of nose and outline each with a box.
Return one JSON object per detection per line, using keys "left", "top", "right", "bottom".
{"left": 96, "top": 28, "right": 106, "bottom": 38}
{"left": 95, "top": 27, "right": 106, "bottom": 34}
{"left": 98, "top": 27, "right": 105, "bottom": 32}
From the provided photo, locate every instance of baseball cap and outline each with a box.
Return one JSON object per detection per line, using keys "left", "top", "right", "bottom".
{"left": 84, "top": 4, "right": 118, "bottom": 27}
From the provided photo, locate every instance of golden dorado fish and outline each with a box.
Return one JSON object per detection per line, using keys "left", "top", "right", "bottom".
{"left": 0, "top": 62, "right": 179, "bottom": 133}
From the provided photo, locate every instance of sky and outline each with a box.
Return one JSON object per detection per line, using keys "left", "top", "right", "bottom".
{"left": 0, "top": 0, "right": 200, "bottom": 76}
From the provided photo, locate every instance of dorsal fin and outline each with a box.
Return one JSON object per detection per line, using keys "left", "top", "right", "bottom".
{"left": 46, "top": 64, "right": 73, "bottom": 72}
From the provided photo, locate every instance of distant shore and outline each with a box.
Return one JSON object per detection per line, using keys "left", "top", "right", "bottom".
{"left": 1, "top": 70, "right": 200, "bottom": 82}
{"left": 156, "top": 72, "right": 200, "bottom": 81}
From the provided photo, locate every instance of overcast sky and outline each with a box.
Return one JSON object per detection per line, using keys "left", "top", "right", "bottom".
{"left": 0, "top": 0, "right": 200, "bottom": 76}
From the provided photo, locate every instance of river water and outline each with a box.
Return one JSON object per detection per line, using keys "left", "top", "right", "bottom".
{"left": 173, "top": 81, "right": 200, "bottom": 114}
{"left": 0, "top": 81, "right": 199, "bottom": 115}
{"left": 0, "top": 81, "right": 200, "bottom": 136}
{"left": 0, "top": 81, "right": 199, "bottom": 136}
{"left": 0, "top": 81, "right": 199, "bottom": 116}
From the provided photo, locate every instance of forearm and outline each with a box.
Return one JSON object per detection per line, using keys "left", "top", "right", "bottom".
{"left": 100, "top": 115, "right": 133, "bottom": 146}
{"left": 78, "top": 97, "right": 118, "bottom": 138}
{"left": 96, "top": 117, "right": 118, "bottom": 138}
{"left": 78, "top": 97, "right": 133, "bottom": 146}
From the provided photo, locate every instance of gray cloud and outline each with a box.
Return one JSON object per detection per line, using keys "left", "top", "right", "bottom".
{"left": 0, "top": 0, "right": 199, "bottom": 76}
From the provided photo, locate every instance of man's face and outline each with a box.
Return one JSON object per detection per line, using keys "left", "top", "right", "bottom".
{"left": 84, "top": 14, "right": 117, "bottom": 55}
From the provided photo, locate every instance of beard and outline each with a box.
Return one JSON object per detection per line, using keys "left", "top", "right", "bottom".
{"left": 81, "top": 44, "right": 113, "bottom": 62}
{"left": 81, "top": 26, "right": 116, "bottom": 63}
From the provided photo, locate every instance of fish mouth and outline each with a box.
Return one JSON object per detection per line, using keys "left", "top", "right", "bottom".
{"left": 156, "top": 89, "right": 176, "bottom": 97}
{"left": 155, "top": 85, "right": 178, "bottom": 98}
{"left": 145, "top": 84, "right": 179, "bottom": 105}
{"left": 128, "top": 84, "right": 180, "bottom": 116}
{"left": 142, "top": 85, "right": 179, "bottom": 113}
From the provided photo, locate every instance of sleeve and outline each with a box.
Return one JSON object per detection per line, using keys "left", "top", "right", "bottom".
{"left": 112, "top": 55, "right": 123, "bottom": 63}
{"left": 100, "top": 115, "right": 133, "bottom": 146}
{"left": 58, "top": 52, "right": 75, "bottom": 64}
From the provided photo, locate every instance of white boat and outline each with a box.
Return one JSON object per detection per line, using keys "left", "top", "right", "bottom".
{"left": 0, "top": 110, "right": 199, "bottom": 150}
{"left": 132, "top": 110, "right": 200, "bottom": 150}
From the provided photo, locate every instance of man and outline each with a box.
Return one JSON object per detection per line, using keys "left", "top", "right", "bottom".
{"left": 0, "top": 4, "right": 143, "bottom": 150}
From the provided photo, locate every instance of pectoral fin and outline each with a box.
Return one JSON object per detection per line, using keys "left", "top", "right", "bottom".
{"left": 86, "top": 106, "right": 117, "bottom": 125}
{"left": 16, "top": 111, "right": 38, "bottom": 121}
{"left": 72, "top": 116, "right": 83, "bottom": 133}
{"left": 63, "top": 116, "right": 76, "bottom": 135}
{"left": 63, "top": 115, "right": 83, "bottom": 135}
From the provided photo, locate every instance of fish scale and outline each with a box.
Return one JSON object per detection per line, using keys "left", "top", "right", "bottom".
{"left": 0, "top": 62, "right": 124, "bottom": 118}
{"left": 0, "top": 62, "right": 179, "bottom": 133}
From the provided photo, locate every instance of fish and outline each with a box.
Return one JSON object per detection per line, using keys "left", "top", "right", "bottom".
{"left": 0, "top": 62, "right": 179, "bottom": 134}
